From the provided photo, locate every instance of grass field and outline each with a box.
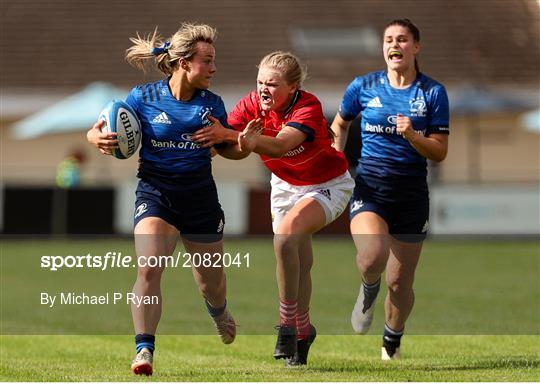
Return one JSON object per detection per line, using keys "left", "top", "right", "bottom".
{"left": 1, "top": 237, "right": 539, "bottom": 381}
{"left": 1, "top": 335, "right": 538, "bottom": 381}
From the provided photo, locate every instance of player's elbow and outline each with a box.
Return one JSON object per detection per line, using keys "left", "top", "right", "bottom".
{"left": 432, "top": 149, "right": 447, "bottom": 162}
{"left": 217, "top": 147, "right": 249, "bottom": 160}
{"left": 234, "top": 150, "right": 251, "bottom": 160}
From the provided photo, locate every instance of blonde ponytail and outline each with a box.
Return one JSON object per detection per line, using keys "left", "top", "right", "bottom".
{"left": 125, "top": 23, "right": 217, "bottom": 76}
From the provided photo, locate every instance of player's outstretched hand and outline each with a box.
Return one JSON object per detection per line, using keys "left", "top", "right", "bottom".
{"left": 86, "top": 120, "right": 118, "bottom": 155}
{"left": 238, "top": 118, "right": 263, "bottom": 153}
{"left": 193, "top": 116, "right": 231, "bottom": 148}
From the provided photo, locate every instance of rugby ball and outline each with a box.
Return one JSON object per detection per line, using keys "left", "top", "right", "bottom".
{"left": 99, "top": 100, "right": 141, "bottom": 159}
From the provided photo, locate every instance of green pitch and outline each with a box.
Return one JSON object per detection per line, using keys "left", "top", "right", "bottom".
{"left": 1, "top": 238, "right": 539, "bottom": 381}
{"left": 1, "top": 335, "right": 538, "bottom": 381}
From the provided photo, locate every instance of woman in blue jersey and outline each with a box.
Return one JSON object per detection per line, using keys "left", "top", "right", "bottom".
{"left": 87, "top": 23, "right": 260, "bottom": 376}
{"left": 330, "top": 19, "right": 449, "bottom": 360}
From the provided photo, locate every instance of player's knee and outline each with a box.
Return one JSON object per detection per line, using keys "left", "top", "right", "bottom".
{"left": 136, "top": 266, "right": 163, "bottom": 284}
{"left": 357, "top": 258, "right": 385, "bottom": 277}
{"left": 276, "top": 213, "right": 311, "bottom": 235}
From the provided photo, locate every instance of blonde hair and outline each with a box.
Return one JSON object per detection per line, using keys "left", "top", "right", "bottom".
{"left": 125, "top": 23, "right": 217, "bottom": 75}
{"left": 258, "top": 51, "right": 307, "bottom": 88}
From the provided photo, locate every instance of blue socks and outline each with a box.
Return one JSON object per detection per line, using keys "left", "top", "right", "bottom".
{"left": 135, "top": 333, "right": 155, "bottom": 354}
{"left": 205, "top": 299, "right": 226, "bottom": 318}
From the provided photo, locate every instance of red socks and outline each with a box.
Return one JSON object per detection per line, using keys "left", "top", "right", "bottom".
{"left": 279, "top": 299, "right": 297, "bottom": 327}
{"left": 296, "top": 310, "right": 311, "bottom": 340}
{"left": 279, "top": 300, "right": 312, "bottom": 339}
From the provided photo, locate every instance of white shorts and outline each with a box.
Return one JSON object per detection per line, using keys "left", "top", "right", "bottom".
{"left": 270, "top": 171, "right": 354, "bottom": 233}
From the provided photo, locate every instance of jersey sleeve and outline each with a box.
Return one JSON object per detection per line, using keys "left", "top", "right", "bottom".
{"left": 286, "top": 98, "right": 324, "bottom": 142}
{"left": 213, "top": 97, "right": 230, "bottom": 129}
{"left": 213, "top": 96, "right": 232, "bottom": 149}
{"left": 426, "top": 85, "right": 450, "bottom": 136}
{"left": 338, "top": 77, "right": 363, "bottom": 121}
{"left": 228, "top": 94, "right": 256, "bottom": 132}
{"left": 125, "top": 86, "right": 140, "bottom": 114}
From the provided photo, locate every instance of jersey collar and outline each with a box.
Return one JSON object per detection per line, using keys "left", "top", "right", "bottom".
{"left": 383, "top": 71, "right": 423, "bottom": 89}
{"left": 283, "top": 90, "right": 301, "bottom": 116}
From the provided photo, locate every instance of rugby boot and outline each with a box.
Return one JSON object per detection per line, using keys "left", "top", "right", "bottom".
{"left": 273, "top": 325, "right": 297, "bottom": 359}
{"left": 211, "top": 309, "right": 236, "bottom": 344}
{"left": 131, "top": 348, "right": 153, "bottom": 376}
{"left": 351, "top": 281, "right": 379, "bottom": 334}
{"left": 286, "top": 324, "right": 317, "bottom": 366}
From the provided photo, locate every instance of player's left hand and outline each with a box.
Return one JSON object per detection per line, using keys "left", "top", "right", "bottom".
{"left": 238, "top": 118, "right": 263, "bottom": 152}
{"left": 192, "top": 116, "right": 230, "bottom": 148}
{"left": 396, "top": 113, "right": 415, "bottom": 140}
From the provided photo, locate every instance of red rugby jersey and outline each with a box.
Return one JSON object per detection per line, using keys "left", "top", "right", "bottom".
{"left": 228, "top": 90, "right": 348, "bottom": 186}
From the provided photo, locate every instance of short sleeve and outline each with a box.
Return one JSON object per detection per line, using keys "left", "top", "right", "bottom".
{"left": 228, "top": 94, "right": 256, "bottom": 132}
{"left": 125, "top": 86, "right": 140, "bottom": 114}
{"left": 426, "top": 85, "right": 450, "bottom": 136}
{"left": 338, "top": 78, "right": 363, "bottom": 121}
{"left": 286, "top": 97, "right": 325, "bottom": 142}
{"left": 213, "top": 97, "right": 232, "bottom": 149}
{"left": 214, "top": 97, "right": 230, "bottom": 129}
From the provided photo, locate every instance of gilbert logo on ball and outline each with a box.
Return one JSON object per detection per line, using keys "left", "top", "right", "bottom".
{"left": 99, "top": 100, "right": 141, "bottom": 159}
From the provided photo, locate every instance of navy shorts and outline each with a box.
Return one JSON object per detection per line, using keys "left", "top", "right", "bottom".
{"left": 134, "top": 179, "right": 225, "bottom": 243}
{"left": 349, "top": 174, "right": 429, "bottom": 243}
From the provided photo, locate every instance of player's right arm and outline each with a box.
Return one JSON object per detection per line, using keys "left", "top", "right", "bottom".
{"left": 330, "top": 114, "right": 352, "bottom": 152}
{"left": 252, "top": 126, "right": 307, "bottom": 158}
{"left": 216, "top": 117, "right": 263, "bottom": 159}
{"left": 192, "top": 93, "right": 258, "bottom": 148}
{"left": 211, "top": 116, "right": 263, "bottom": 159}
{"left": 192, "top": 96, "right": 247, "bottom": 148}
{"left": 86, "top": 120, "right": 118, "bottom": 155}
{"left": 191, "top": 122, "right": 239, "bottom": 147}
{"left": 331, "top": 77, "right": 363, "bottom": 152}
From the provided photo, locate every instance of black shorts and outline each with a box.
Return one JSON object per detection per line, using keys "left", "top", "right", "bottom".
{"left": 134, "top": 179, "right": 225, "bottom": 243}
{"left": 349, "top": 174, "right": 429, "bottom": 243}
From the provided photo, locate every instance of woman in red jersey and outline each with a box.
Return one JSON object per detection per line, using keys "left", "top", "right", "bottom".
{"left": 192, "top": 51, "right": 354, "bottom": 366}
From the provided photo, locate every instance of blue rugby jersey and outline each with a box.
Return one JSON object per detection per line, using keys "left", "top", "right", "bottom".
{"left": 339, "top": 71, "right": 449, "bottom": 179}
{"left": 125, "top": 79, "right": 229, "bottom": 189}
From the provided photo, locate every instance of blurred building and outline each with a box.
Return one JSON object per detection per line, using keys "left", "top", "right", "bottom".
{"left": 1, "top": 0, "right": 539, "bottom": 234}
